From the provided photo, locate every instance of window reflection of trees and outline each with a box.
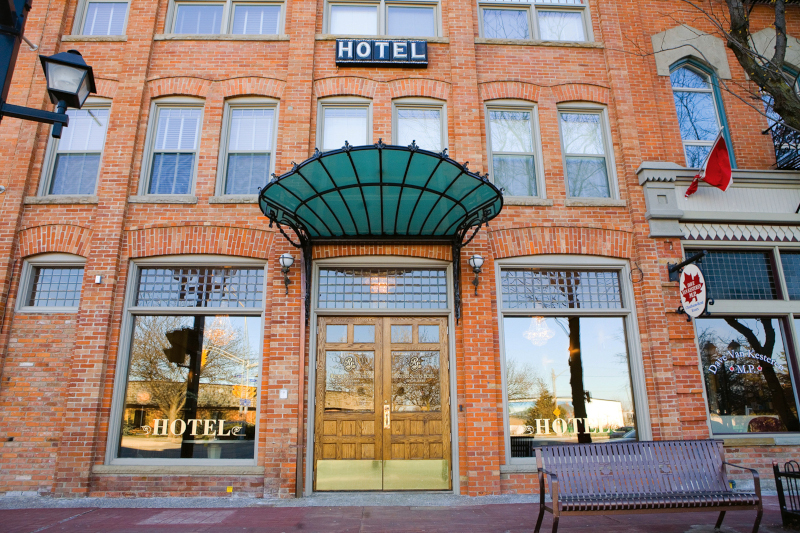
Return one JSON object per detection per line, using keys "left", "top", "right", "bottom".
{"left": 698, "top": 318, "right": 800, "bottom": 432}
{"left": 483, "top": 9, "right": 529, "bottom": 39}
{"left": 560, "top": 113, "right": 609, "bottom": 198}
{"left": 392, "top": 351, "right": 440, "bottom": 412}
{"left": 490, "top": 110, "right": 537, "bottom": 196}
{"left": 538, "top": 11, "right": 583, "bottom": 41}
{"left": 670, "top": 67, "right": 721, "bottom": 168}
{"left": 325, "top": 351, "right": 375, "bottom": 411}
{"left": 397, "top": 109, "right": 442, "bottom": 151}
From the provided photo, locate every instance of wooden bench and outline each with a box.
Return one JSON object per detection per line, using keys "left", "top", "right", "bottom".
{"left": 534, "top": 440, "right": 762, "bottom": 533}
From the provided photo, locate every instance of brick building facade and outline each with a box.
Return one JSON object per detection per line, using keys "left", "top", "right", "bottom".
{"left": 0, "top": 0, "right": 798, "bottom": 499}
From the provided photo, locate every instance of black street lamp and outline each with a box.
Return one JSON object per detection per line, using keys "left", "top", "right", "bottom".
{"left": 0, "top": 0, "right": 96, "bottom": 138}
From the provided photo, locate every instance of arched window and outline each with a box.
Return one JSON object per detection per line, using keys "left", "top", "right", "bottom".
{"left": 670, "top": 63, "right": 730, "bottom": 168}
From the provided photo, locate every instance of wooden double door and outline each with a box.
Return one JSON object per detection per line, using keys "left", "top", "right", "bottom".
{"left": 314, "top": 316, "right": 451, "bottom": 491}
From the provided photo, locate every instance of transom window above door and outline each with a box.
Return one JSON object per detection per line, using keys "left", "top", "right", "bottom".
{"left": 326, "top": 0, "right": 440, "bottom": 37}
{"left": 478, "top": 0, "right": 591, "bottom": 42}
{"left": 318, "top": 268, "right": 447, "bottom": 309}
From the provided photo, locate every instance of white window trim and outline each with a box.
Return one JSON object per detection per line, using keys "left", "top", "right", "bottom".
{"left": 476, "top": 1, "right": 592, "bottom": 42}
{"left": 484, "top": 100, "right": 546, "bottom": 199}
{"left": 138, "top": 96, "right": 205, "bottom": 196}
{"left": 557, "top": 103, "right": 618, "bottom": 199}
{"left": 495, "top": 255, "right": 651, "bottom": 467}
{"left": 391, "top": 97, "right": 447, "bottom": 152}
{"left": 316, "top": 96, "right": 373, "bottom": 151}
{"left": 165, "top": 0, "right": 285, "bottom": 35}
{"left": 325, "top": 0, "right": 442, "bottom": 37}
{"left": 17, "top": 253, "right": 87, "bottom": 313}
{"left": 106, "top": 254, "right": 268, "bottom": 466}
{"left": 215, "top": 97, "right": 279, "bottom": 197}
{"left": 682, "top": 243, "right": 800, "bottom": 441}
{"left": 39, "top": 98, "right": 112, "bottom": 197}
{"left": 71, "top": 0, "right": 130, "bottom": 36}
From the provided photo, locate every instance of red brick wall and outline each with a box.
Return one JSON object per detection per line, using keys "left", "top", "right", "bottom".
{"left": 0, "top": 0, "right": 796, "bottom": 499}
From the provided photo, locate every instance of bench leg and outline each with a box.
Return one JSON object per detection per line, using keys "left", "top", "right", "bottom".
{"left": 715, "top": 511, "right": 726, "bottom": 530}
{"left": 752, "top": 508, "right": 763, "bottom": 533}
{"left": 551, "top": 515, "right": 560, "bottom": 533}
{"left": 534, "top": 505, "right": 545, "bottom": 533}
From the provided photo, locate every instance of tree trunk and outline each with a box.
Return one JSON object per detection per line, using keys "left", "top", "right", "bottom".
{"left": 568, "top": 317, "right": 592, "bottom": 443}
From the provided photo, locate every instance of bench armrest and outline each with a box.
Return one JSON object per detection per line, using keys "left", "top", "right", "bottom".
{"left": 722, "top": 461, "right": 762, "bottom": 506}
{"left": 537, "top": 467, "right": 560, "bottom": 508}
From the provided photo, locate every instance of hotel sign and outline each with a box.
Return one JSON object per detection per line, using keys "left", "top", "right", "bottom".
{"left": 336, "top": 39, "right": 428, "bottom": 66}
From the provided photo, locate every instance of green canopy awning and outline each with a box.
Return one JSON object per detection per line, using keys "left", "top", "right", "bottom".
{"left": 259, "top": 141, "right": 503, "bottom": 241}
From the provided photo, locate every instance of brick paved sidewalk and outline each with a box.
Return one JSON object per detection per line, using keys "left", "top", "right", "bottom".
{"left": 0, "top": 496, "right": 789, "bottom": 533}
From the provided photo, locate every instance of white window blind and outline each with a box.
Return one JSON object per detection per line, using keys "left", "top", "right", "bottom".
{"left": 82, "top": 2, "right": 127, "bottom": 35}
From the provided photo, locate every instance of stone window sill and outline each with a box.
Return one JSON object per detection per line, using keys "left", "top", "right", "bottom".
{"left": 93, "top": 465, "right": 263, "bottom": 475}
{"left": 721, "top": 435, "right": 800, "bottom": 447}
{"left": 209, "top": 195, "right": 259, "bottom": 204}
{"left": 154, "top": 34, "right": 290, "bottom": 41}
{"left": 316, "top": 34, "right": 449, "bottom": 44}
{"left": 500, "top": 464, "right": 538, "bottom": 474}
{"left": 25, "top": 195, "right": 99, "bottom": 205}
{"left": 504, "top": 197, "right": 554, "bottom": 207}
{"left": 62, "top": 35, "right": 127, "bottom": 42}
{"left": 475, "top": 38, "right": 602, "bottom": 48}
{"left": 565, "top": 198, "right": 626, "bottom": 207}
{"left": 129, "top": 195, "right": 198, "bottom": 204}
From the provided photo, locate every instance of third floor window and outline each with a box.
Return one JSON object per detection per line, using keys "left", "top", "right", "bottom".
{"left": 326, "top": 0, "right": 439, "bottom": 37}
{"left": 169, "top": 0, "right": 282, "bottom": 34}
{"left": 479, "top": 0, "right": 589, "bottom": 41}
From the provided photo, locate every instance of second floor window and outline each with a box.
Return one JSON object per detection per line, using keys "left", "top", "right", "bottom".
{"left": 327, "top": 1, "right": 438, "bottom": 37}
{"left": 559, "top": 110, "right": 612, "bottom": 198}
{"left": 320, "top": 103, "right": 370, "bottom": 151}
{"left": 670, "top": 64, "right": 724, "bottom": 168}
{"left": 221, "top": 105, "right": 276, "bottom": 195}
{"left": 76, "top": 0, "right": 128, "bottom": 35}
{"left": 394, "top": 101, "right": 444, "bottom": 152}
{"left": 171, "top": 1, "right": 282, "bottom": 34}
{"left": 479, "top": 0, "right": 589, "bottom": 41}
{"left": 43, "top": 106, "right": 110, "bottom": 195}
{"left": 487, "top": 106, "right": 539, "bottom": 197}
{"left": 145, "top": 106, "right": 203, "bottom": 195}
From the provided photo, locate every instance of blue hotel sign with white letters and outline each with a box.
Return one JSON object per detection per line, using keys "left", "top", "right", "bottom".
{"left": 335, "top": 39, "right": 428, "bottom": 67}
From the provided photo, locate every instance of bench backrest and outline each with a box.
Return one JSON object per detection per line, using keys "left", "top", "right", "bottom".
{"left": 536, "top": 440, "right": 730, "bottom": 496}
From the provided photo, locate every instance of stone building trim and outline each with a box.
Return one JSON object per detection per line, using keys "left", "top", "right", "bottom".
{"left": 18, "top": 224, "right": 93, "bottom": 258}
{"left": 751, "top": 28, "right": 800, "bottom": 73}
{"left": 125, "top": 226, "right": 273, "bottom": 259}
{"left": 681, "top": 222, "right": 800, "bottom": 242}
{"left": 478, "top": 81, "right": 540, "bottom": 103}
{"left": 651, "top": 24, "right": 732, "bottom": 79}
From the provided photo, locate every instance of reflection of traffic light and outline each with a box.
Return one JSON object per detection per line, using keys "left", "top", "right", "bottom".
{"left": 163, "top": 327, "right": 200, "bottom": 366}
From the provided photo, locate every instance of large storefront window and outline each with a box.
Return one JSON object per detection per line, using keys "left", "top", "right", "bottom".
{"left": 116, "top": 265, "right": 264, "bottom": 461}
{"left": 697, "top": 318, "right": 799, "bottom": 434}
{"left": 500, "top": 267, "right": 639, "bottom": 460}
{"left": 689, "top": 248, "right": 800, "bottom": 435}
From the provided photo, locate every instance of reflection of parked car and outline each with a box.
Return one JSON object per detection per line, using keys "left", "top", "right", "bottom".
{"left": 615, "top": 429, "right": 637, "bottom": 443}
{"left": 609, "top": 426, "right": 635, "bottom": 439}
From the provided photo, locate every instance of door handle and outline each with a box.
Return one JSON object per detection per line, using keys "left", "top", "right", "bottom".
{"left": 383, "top": 403, "right": 390, "bottom": 429}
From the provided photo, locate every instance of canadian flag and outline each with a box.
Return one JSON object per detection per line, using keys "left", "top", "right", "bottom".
{"left": 684, "top": 132, "right": 732, "bottom": 197}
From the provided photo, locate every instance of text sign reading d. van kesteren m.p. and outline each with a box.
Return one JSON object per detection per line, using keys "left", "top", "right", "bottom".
{"left": 336, "top": 39, "right": 428, "bottom": 66}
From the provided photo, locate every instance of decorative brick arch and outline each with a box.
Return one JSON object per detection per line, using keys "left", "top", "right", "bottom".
{"left": 489, "top": 226, "right": 633, "bottom": 259}
{"left": 126, "top": 226, "right": 273, "bottom": 259}
{"left": 388, "top": 78, "right": 450, "bottom": 101}
{"left": 314, "top": 77, "right": 378, "bottom": 99}
{"left": 479, "top": 81, "right": 540, "bottom": 103}
{"left": 147, "top": 77, "right": 213, "bottom": 99}
{"left": 18, "top": 224, "right": 92, "bottom": 258}
{"left": 313, "top": 244, "right": 452, "bottom": 261}
{"left": 94, "top": 78, "right": 118, "bottom": 100}
{"left": 551, "top": 83, "right": 610, "bottom": 105}
{"left": 219, "top": 77, "right": 286, "bottom": 99}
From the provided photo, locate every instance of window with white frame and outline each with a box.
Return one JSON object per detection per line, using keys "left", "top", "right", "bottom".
{"left": 74, "top": 0, "right": 129, "bottom": 36}
{"left": 41, "top": 104, "right": 110, "bottom": 196}
{"left": 558, "top": 108, "right": 613, "bottom": 198}
{"left": 218, "top": 100, "right": 277, "bottom": 195}
{"left": 486, "top": 103, "right": 542, "bottom": 197}
{"left": 499, "top": 261, "right": 642, "bottom": 461}
{"left": 113, "top": 261, "right": 265, "bottom": 463}
{"left": 142, "top": 101, "right": 204, "bottom": 195}
{"left": 670, "top": 64, "right": 725, "bottom": 168}
{"left": 169, "top": 0, "right": 282, "bottom": 34}
{"left": 318, "top": 99, "right": 371, "bottom": 151}
{"left": 686, "top": 247, "right": 800, "bottom": 435}
{"left": 393, "top": 99, "right": 445, "bottom": 152}
{"left": 479, "top": 0, "right": 589, "bottom": 41}
{"left": 19, "top": 254, "right": 86, "bottom": 312}
{"left": 327, "top": 0, "right": 439, "bottom": 37}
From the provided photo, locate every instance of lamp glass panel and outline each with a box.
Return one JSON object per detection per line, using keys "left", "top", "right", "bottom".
{"left": 46, "top": 61, "right": 85, "bottom": 94}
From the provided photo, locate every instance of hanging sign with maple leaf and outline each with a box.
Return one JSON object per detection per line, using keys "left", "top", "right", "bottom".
{"left": 679, "top": 264, "right": 707, "bottom": 318}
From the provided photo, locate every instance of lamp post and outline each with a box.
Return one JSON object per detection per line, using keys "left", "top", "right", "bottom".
{"left": 0, "top": 0, "right": 97, "bottom": 138}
